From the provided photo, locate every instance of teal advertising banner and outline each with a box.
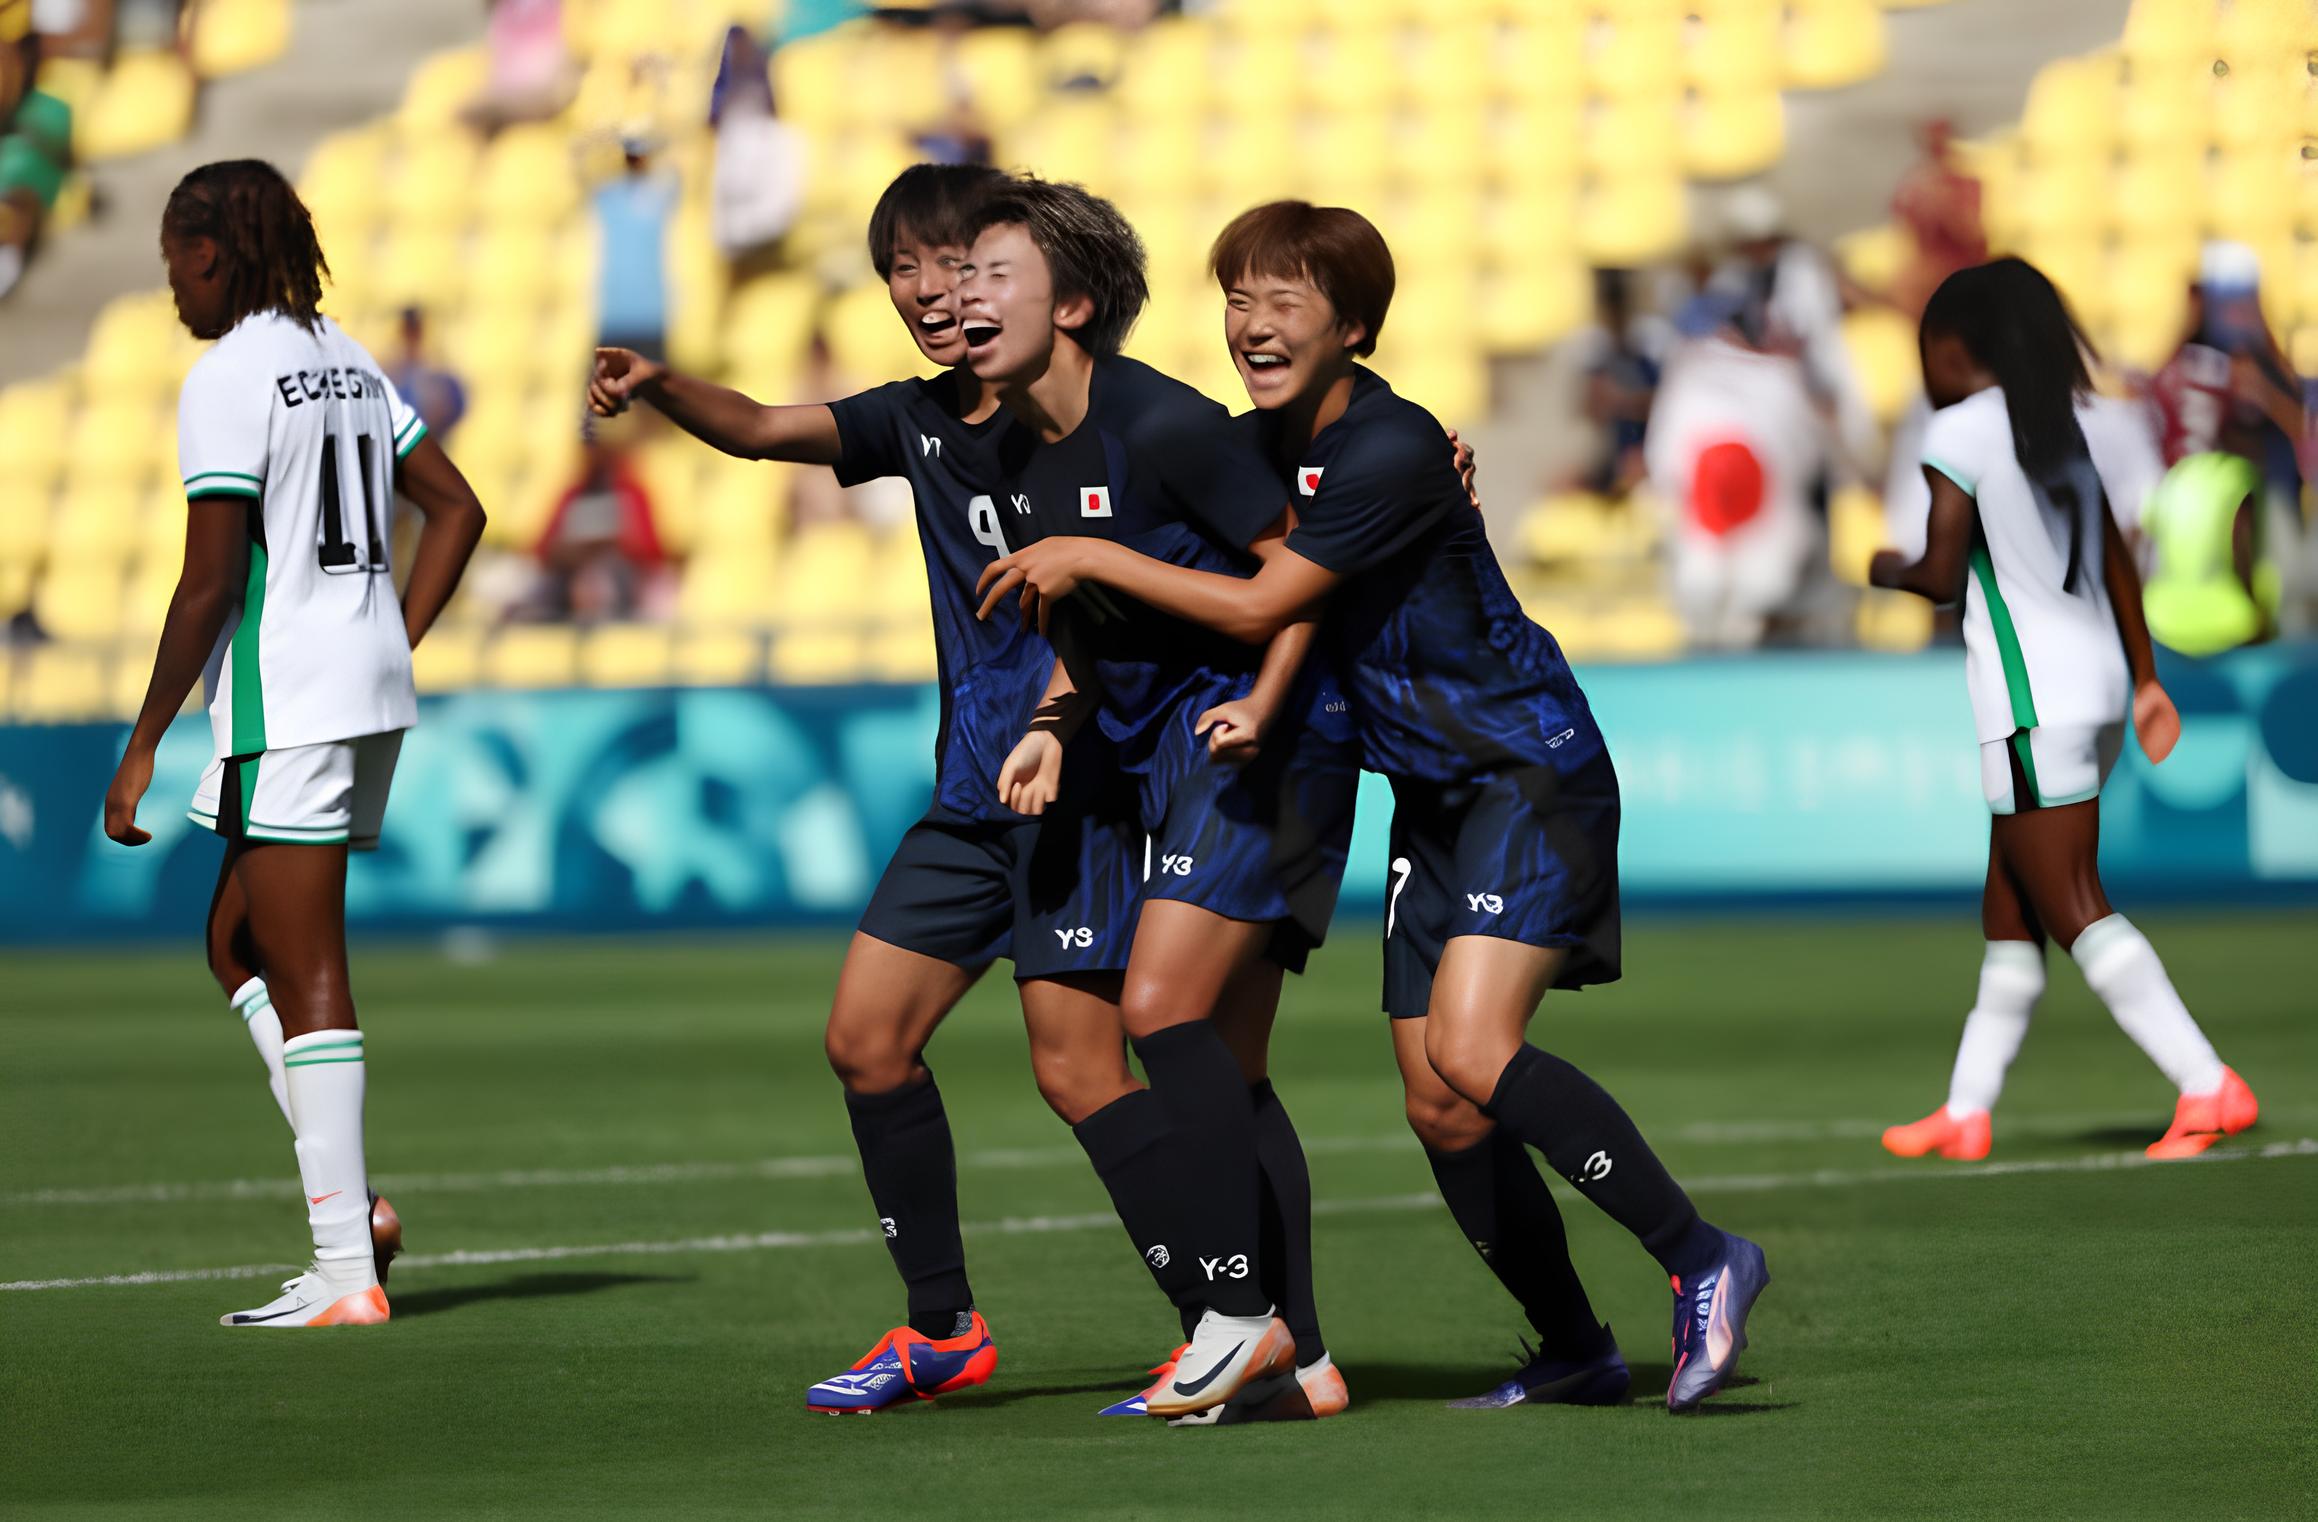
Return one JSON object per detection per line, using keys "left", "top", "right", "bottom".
{"left": 4, "top": 647, "right": 2313, "bottom": 943}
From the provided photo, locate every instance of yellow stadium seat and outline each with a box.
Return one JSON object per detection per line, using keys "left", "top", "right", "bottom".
{"left": 0, "top": 484, "right": 51, "bottom": 562}
{"left": 673, "top": 628, "right": 764, "bottom": 686}
{"left": 1489, "top": 97, "right": 1584, "bottom": 187}
{"left": 2210, "top": 147, "right": 2298, "bottom": 240}
{"left": 771, "top": 33, "right": 849, "bottom": 130}
{"left": 478, "top": 125, "right": 581, "bottom": 227}
{"left": 1592, "top": 596, "right": 1686, "bottom": 661}
{"left": 1857, "top": 588, "right": 1933, "bottom": 651}
{"left": 769, "top": 628, "right": 864, "bottom": 685}
{"left": 953, "top": 25, "right": 1043, "bottom": 131}
{"left": 77, "top": 51, "right": 196, "bottom": 161}
{"left": 1387, "top": 107, "right": 1486, "bottom": 190}
{"left": 846, "top": 29, "right": 944, "bottom": 130}
{"left": 2116, "top": 60, "right": 2212, "bottom": 155}
{"left": 1836, "top": 223, "right": 1910, "bottom": 293}
{"left": 2214, "top": 60, "right": 2301, "bottom": 152}
{"left": 398, "top": 47, "right": 489, "bottom": 132}
{"left": 1403, "top": 21, "right": 1491, "bottom": 107}
{"left": 411, "top": 627, "right": 482, "bottom": 693}
{"left": 298, "top": 129, "right": 391, "bottom": 230}
{"left": 2109, "top": 240, "right": 2201, "bottom": 332}
{"left": 191, "top": 0, "right": 292, "bottom": 78}
{"left": 2219, "top": 0, "right": 2316, "bottom": 56}
{"left": 1586, "top": 9, "right": 1683, "bottom": 99}
{"left": 773, "top": 523, "right": 876, "bottom": 630}
{"left": 2124, "top": 0, "right": 2213, "bottom": 68}
{"left": 1683, "top": 88, "right": 1785, "bottom": 180}
{"left": 1784, "top": 0, "right": 1889, "bottom": 91}
{"left": 1492, "top": 12, "right": 1584, "bottom": 104}
{"left": 680, "top": 547, "right": 780, "bottom": 626}
{"left": 1477, "top": 264, "right": 1590, "bottom": 352}
{"left": 485, "top": 625, "right": 580, "bottom": 688}
{"left": 32, "top": 566, "right": 125, "bottom": 643}
{"left": 121, "top": 557, "right": 175, "bottom": 637}
{"left": 1006, "top": 98, "right": 1118, "bottom": 192}
{"left": 2018, "top": 234, "right": 2111, "bottom": 328}
{"left": 2013, "top": 155, "right": 2112, "bottom": 240}
{"left": 1578, "top": 174, "right": 1687, "bottom": 266}
{"left": 1117, "top": 117, "right": 1201, "bottom": 200}
{"left": 1582, "top": 93, "right": 1683, "bottom": 177}
{"left": 1479, "top": 181, "right": 1580, "bottom": 272}
{"left": 68, "top": 402, "right": 169, "bottom": 491}
{"left": 2021, "top": 54, "right": 2121, "bottom": 161}
{"left": 1307, "top": 27, "right": 1398, "bottom": 113}
{"left": 83, "top": 293, "right": 184, "bottom": 401}
{"left": 51, "top": 480, "right": 142, "bottom": 567}
{"left": 1298, "top": 112, "right": 1390, "bottom": 205}
{"left": 13, "top": 644, "right": 112, "bottom": 723}
{"left": 1685, "top": 8, "right": 1782, "bottom": 92}
{"left": 32, "top": 57, "right": 101, "bottom": 126}
{"left": 2113, "top": 149, "right": 2206, "bottom": 238}
{"left": 1112, "top": 18, "right": 1209, "bottom": 120}
{"left": 0, "top": 381, "right": 74, "bottom": 491}
{"left": 384, "top": 133, "right": 480, "bottom": 233}
{"left": 579, "top": 622, "right": 675, "bottom": 688}
{"left": 372, "top": 228, "right": 469, "bottom": 309}
{"left": 1207, "top": 30, "right": 1302, "bottom": 119}
{"left": 0, "top": 562, "right": 36, "bottom": 622}
{"left": 863, "top": 625, "right": 937, "bottom": 683}
{"left": 1041, "top": 20, "right": 1128, "bottom": 93}
{"left": 1382, "top": 352, "right": 1486, "bottom": 430}
{"left": 826, "top": 281, "right": 924, "bottom": 391}
{"left": 1841, "top": 307, "right": 1923, "bottom": 426}
{"left": 723, "top": 270, "right": 818, "bottom": 374}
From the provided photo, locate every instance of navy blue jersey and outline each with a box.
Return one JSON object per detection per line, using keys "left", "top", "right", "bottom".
{"left": 992, "top": 356, "right": 1290, "bottom": 766}
{"left": 830, "top": 375, "right": 1048, "bottom": 824}
{"left": 1263, "top": 367, "right": 1608, "bottom": 784}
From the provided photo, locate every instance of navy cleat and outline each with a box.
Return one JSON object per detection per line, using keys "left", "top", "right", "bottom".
{"left": 806, "top": 1312, "right": 998, "bottom": 1415}
{"left": 1448, "top": 1329, "right": 1630, "bottom": 1410}
{"left": 1666, "top": 1233, "right": 1770, "bottom": 1412}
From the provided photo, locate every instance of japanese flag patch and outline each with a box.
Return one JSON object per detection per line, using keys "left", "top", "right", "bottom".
{"left": 1297, "top": 466, "right": 1324, "bottom": 496}
{"left": 1081, "top": 486, "right": 1112, "bottom": 518}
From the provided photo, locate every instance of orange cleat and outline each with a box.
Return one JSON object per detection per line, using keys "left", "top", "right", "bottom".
{"left": 1881, "top": 1107, "right": 1992, "bottom": 1161}
{"left": 308, "top": 1285, "right": 391, "bottom": 1326}
{"left": 806, "top": 1312, "right": 999, "bottom": 1413}
{"left": 1097, "top": 1343, "right": 1191, "bottom": 1416}
{"left": 2146, "top": 1068, "right": 2260, "bottom": 1160}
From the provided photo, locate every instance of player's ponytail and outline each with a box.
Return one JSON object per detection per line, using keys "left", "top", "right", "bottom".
{"left": 162, "top": 159, "right": 330, "bottom": 334}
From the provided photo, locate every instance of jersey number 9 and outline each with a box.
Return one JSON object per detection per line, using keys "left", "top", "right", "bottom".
{"left": 318, "top": 432, "right": 387, "bottom": 575}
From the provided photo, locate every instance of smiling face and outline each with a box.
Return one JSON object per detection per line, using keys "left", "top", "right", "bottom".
{"left": 1223, "top": 268, "right": 1363, "bottom": 412}
{"left": 884, "top": 232, "right": 978, "bottom": 368}
{"left": 161, "top": 230, "right": 230, "bottom": 341}
{"left": 957, "top": 220, "right": 1089, "bottom": 387}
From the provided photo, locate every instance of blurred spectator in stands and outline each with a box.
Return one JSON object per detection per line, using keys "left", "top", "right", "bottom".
{"left": 709, "top": 27, "right": 806, "bottom": 270}
{"left": 0, "top": 4, "right": 66, "bottom": 300}
{"left": 591, "top": 133, "right": 677, "bottom": 362}
{"left": 2146, "top": 241, "right": 2306, "bottom": 635}
{"left": 1645, "top": 291, "right": 1834, "bottom": 650}
{"left": 385, "top": 307, "right": 469, "bottom": 444}
{"left": 1889, "top": 117, "right": 1984, "bottom": 320}
{"left": 1570, "top": 268, "right": 1665, "bottom": 499}
{"left": 528, "top": 436, "right": 674, "bottom": 623}
{"left": 1710, "top": 185, "right": 1880, "bottom": 480}
{"left": 463, "top": 0, "right": 576, "bottom": 136}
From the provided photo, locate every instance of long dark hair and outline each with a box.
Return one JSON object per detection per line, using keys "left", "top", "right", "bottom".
{"left": 161, "top": 159, "right": 330, "bottom": 332}
{"left": 1922, "top": 257, "right": 2103, "bottom": 588}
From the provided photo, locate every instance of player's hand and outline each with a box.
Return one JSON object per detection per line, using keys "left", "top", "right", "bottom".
{"left": 998, "top": 730, "right": 1064, "bottom": 816}
{"left": 103, "top": 747, "right": 154, "bottom": 847}
{"left": 1446, "top": 427, "right": 1480, "bottom": 510}
{"left": 1866, "top": 548, "right": 1906, "bottom": 590}
{"left": 589, "top": 347, "right": 663, "bottom": 418}
{"left": 1196, "top": 699, "right": 1269, "bottom": 765}
{"left": 2133, "top": 678, "right": 2181, "bottom": 765}
{"left": 975, "top": 540, "right": 1089, "bottom": 634}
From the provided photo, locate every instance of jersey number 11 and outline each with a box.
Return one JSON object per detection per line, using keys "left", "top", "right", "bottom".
{"left": 318, "top": 433, "right": 386, "bottom": 574}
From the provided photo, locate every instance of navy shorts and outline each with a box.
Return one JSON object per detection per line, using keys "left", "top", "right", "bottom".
{"left": 1137, "top": 682, "right": 1360, "bottom": 976}
{"left": 858, "top": 804, "right": 1141, "bottom": 982}
{"left": 1381, "top": 759, "right": 1622, "bottom": 1019}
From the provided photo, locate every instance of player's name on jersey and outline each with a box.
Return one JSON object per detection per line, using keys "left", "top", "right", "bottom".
{"left": 271, "top": 366, "right": 396, "bottom": 409}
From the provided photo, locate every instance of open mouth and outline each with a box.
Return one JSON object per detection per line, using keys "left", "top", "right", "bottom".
{"left": 962, "top": 322, "right": 1002, "bottom": 350}
{"left": 1242, "top": 352, "right": 1289, "bottom": 373}
{"left": 919, "top": 312, "right": 958, "bottom": 338}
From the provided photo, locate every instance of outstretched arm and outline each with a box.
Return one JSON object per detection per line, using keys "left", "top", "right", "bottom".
{"left": 976, "top": 515, "right": 1341, "bottom": 645}
{"left": 589, "top": 347, "right": 843, "bottom": 465}
{"left": 1868, "top": 466, "right": 1974, "bottom": 604}
{"left": 2101, "top": 500, "right": 2181, "bottom": 763}
{"left": 104, "top": 501, "right": 249, "bottom": 845}
{"left": 395, "top": 435, "right": 487, "bottom": 648}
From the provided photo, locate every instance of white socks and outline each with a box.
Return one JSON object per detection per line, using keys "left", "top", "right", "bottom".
{"left": 229, "top": 977, "right": 292, "bottom": 1128}
{"left": 2071, "top": 914, "right": 2226, "bottom": 1098}
{"left": 282, "top": 1028, "right": 374, "bottom": 1270}
{"left": 1944, "top": 941, "right": 2045, "bottom": 1118}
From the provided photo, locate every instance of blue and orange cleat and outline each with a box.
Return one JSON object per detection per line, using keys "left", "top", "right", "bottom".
{"left": 1667, "top": 1233, "right": 1770, "bottom": 1413}
{"left": 806, "top": 1312, "right": 998, "bottom": 1415}
{"left": 1097, "top": 1342, "right": 1189, "bottom": 1417}
{"left": 1449, "top": 1329, "right": 1630, "bottom": 1410}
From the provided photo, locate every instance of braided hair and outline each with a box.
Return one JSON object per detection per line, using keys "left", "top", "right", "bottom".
{"left": 161, "top": 159, "right": 330, "bottom": 333}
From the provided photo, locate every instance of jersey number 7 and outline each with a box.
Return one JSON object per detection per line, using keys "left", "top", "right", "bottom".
{"left": 319, "top": 433, "right": 387, "bottom": 574}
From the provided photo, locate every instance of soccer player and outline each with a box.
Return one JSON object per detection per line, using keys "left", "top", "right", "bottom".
{"left": 1870, "top": 258, "right": 2260, "bottom": 1162}
{"left": 589, "top": 165, "right": 1330, "bottom": 1419}
{"left": 976, "top": 201, "right": 1769, "bottom": 1413}
{"left": 102, "top": 159, "right": 487, "bottom": 1326}
{"left": 951, "top": 180, "right": 1369, "bottom": 1420}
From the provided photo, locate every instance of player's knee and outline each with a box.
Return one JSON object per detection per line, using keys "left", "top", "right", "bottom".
{"left": 1029, "top": 1050, "right": 1128, "bottom": 1126}
{"left": 1403, "top": 1089, "right": 1491, "bottom": 1153}
{"left": 823, "top": 1011, "right": 919, "bottom": 1094}
{"left": 1117, "top": 974, "right": 1179, "bottom": 1040}
{"left": 1422, "top": 1021, "right": 1503, "bottom": 1107}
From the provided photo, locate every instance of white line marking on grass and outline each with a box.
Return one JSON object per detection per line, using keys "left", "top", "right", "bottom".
{"left": 6, "top": 1139, "right": 2310, "bottom": 1293}
{"left": 18, "top": 1107, "right": 2303, "bottom": 1210}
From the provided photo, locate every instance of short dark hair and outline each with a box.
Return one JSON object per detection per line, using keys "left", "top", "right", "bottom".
{"left": 162, "top": 159, "right": 330, "bottom": 333}
{"left": 1209, "top": 201, "right": 1395, "bottom": 357}
{"left": 866, "top": 163, "right": 1009, "bottom": 279}
{"left": 962, "top": 177, "right": 1148, "bottom": 357}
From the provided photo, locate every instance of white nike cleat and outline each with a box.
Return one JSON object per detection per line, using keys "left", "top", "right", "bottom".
{"left": 1168, "top": 1352, "right": 1349, "bottom": 1426}
{"left": 1140, "top": 1308, "right": 1295, "bottom": 1419}
{"left": 221, "top": 1261, "right": 389, "bottom": 1328}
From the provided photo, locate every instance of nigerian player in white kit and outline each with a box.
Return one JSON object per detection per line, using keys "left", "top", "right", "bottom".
{"left": 103, "top": 161, "right": 487, "bottom": 1325}
{"left": 1869, "top": 258, "right": 2258, "bottom": 1163}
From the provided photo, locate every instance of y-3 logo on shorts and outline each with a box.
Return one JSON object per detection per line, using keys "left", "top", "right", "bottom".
{"left": 1145, "top": 1244, "right": 1171, "bottom": 1269}
{"left": 1159, "top": 854, "right": 1195, "bottom": 876}
{"left": 1466, "top": 892, "right": 1505, "bottom": 914}
{"left": 1201, "top": 1254, "right": 1250, "bottom": 1281}
{"left": 879, "top": 1216, "right": 898, "bottom": 1238}
{"left": 1054, "top": 926, "right": 1094, "bottom": 948}
{"left": 1578, "top": 1151, "right": 1613, "bottom": 1183}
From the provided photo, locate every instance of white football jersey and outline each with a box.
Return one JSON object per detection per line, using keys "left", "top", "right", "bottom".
{"left": 1921, "top": 386, "right": 2128, "bottom": 745}
{"left": 179, "top": 311, "right": 424, "bottom": 758}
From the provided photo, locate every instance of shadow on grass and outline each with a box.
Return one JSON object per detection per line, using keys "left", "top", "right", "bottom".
{"left": 954, "top": 1377, "right": 1151, "bottom": 1409}
{"left": 390, "top": 1270, "right": 691, "bottom": 1318}
{"left": 2076, "top": 1126, "right": 2162, "bottom": 1149}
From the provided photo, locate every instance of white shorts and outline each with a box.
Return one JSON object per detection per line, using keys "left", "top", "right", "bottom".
{"left": 189, "top": 731, "right": 405, "bottom": 849}
{"left": 1980, "top": 722, "right": 2123, "bottom": 814}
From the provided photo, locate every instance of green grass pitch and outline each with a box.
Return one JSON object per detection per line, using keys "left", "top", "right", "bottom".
{"left": 3, "top": 913, "right": 2313, "bottom": 1521}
